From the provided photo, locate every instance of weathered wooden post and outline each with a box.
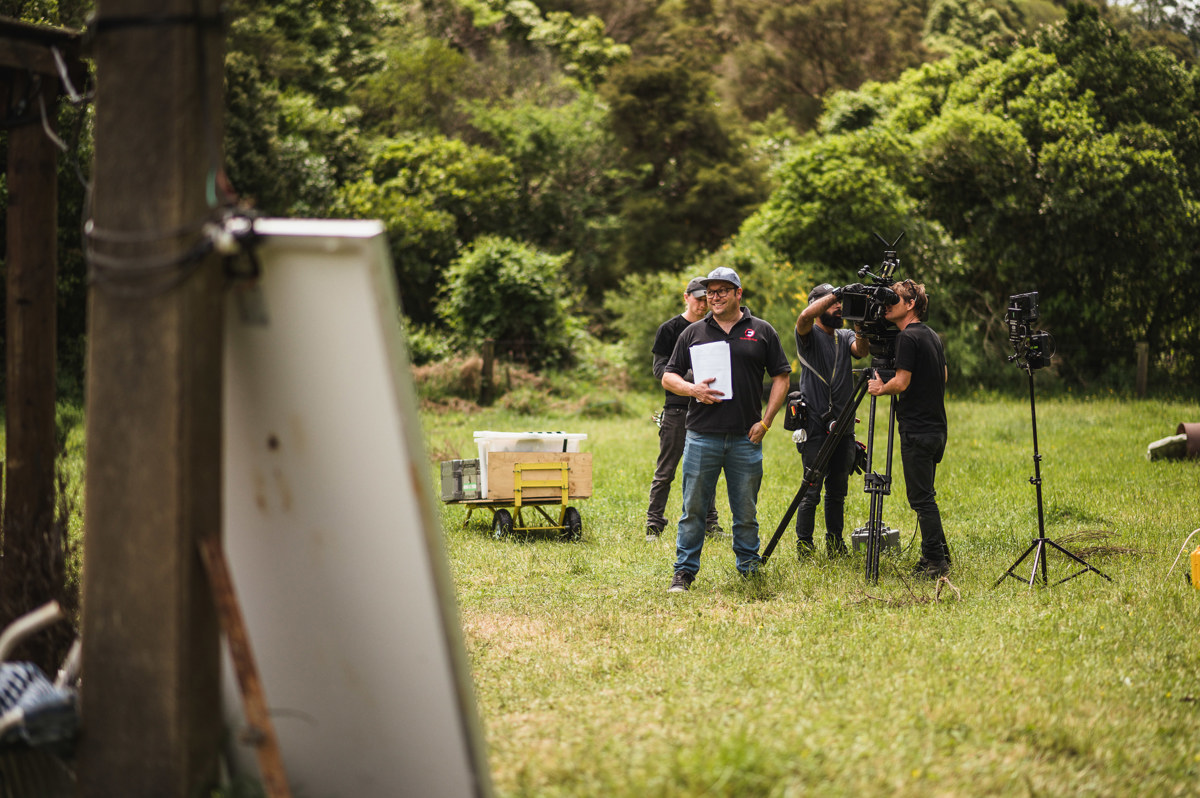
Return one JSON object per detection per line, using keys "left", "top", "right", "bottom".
{"left": 1135, "top": 341, "right": 1149, "bottom": 397}
{"left": 79, "top": 0, "right": 226, "bottom": 793}
{"left": 480, "top": 338, "right": 495, "bottom": 406}
{"left": 2, "top": 62, "right": 60, "bottom": 630}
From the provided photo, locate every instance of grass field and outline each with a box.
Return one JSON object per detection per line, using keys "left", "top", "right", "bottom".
{"left": 426, "top": 392, "right": 1200, "bottom": 797}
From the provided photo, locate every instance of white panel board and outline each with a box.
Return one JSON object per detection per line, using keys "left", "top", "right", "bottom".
{"left": 222, "top": 218, "right": 491, "bottom": 797}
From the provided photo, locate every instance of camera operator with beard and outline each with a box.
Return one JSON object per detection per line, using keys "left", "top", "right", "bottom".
{"left": 793, "top": 283, "right": 870, "bottom": 559}
{"left": 867, "top": 279, "right": 951, "bottom": 578}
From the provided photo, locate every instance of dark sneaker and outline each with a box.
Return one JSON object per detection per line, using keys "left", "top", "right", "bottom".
{"left": 796, "top": 539, "right": 816, "bottom": 559}
{"left": 646, "top": 525, "right": 663, "bottom": 542}
{"left": 704, "top": 523, "right": 726, "bottom": 539}
{"left": 913, "top": 558, "right": 950, "bottom": 579}
{"left": 826, "top": 534, "right": 849, "bottom": 558}
{"left": 668, "top": 571, "right": 695, "bottom": 592}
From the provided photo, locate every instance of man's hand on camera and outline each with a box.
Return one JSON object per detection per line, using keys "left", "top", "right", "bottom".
{"left": 842, "top": 282, "right": 865, "bottom": 296}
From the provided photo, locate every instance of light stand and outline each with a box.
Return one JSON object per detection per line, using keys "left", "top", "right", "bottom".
{"left": 993, "top": 294, "right": 1111, "bottom": 588}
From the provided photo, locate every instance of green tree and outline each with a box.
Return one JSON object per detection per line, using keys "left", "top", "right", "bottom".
{"left": 438, "top": 235, "right": 578, "bottom": 368}
{"left": 749, "top": 5, "right": 1200, "bottom": 388}
{"left": 335, "top": 134, "right": 520, "bottom": 323}
{"left": 603, "top": 56, "right": 767, "bottom": 274}
{"left": 465, "top": 93, "right": 628, "bottom": 297}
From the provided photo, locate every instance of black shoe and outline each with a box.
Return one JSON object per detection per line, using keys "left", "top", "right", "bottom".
{"left": 704, "top": 523, "right": 726, "bottom": 539}
{"left": 913, "top": 557, "right": 950, "bottom": 579}
{"left": 668, "top": 571, "right": 695, "bottom": 592}
{"left": 826, "top": 534, "right": 848, "bottom": 558}
{"left": 797, "top": 539, "right": 816, "bottom": 559}
{"left": 646, "top": 525, "right": 663, "bottom": 542}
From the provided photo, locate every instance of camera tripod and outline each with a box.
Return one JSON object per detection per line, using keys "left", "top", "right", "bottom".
{"left": 761, "top": 367, "right": 900, "bottom": 583}
{"left": 993, "top": 361, "right": 1111, "bottom": 588}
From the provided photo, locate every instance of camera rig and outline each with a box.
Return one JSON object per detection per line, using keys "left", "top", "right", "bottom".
{"left": 1005, "top": 291, "right": 1054, "bottom": 371}
{"left": 840, "top": 232, "right": 904, "bottom": 370}
{"left": 995, "top": 289, "right": 1110, "bottom": 587}
{"left": 762, "top": 231, "right": 909, "bottom": 582}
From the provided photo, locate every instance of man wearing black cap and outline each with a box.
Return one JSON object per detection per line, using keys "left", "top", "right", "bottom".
{"left": 645, "top": 277, "right": 723, "bottom": 542}
{"left": 794, "top": 283, "right": 870, "bottom": 558}
{"left": 662, "top": 266, "right": 792, "bottom": 592}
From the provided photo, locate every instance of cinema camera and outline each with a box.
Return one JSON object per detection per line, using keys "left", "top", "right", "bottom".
{"left": 838, "top": 232, "right": 904, "bottom": 369}
{"left": 1005, "top": 291, "right": 1054, "bottom": 370}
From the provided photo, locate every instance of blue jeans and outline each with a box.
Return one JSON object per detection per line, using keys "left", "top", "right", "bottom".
{"left": 675, "top": 431, "right": 763, "bottom": 577}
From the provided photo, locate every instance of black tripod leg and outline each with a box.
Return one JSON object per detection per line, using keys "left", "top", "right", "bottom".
{"left": 762, "top": 372, "right": 870, "bottom": 563}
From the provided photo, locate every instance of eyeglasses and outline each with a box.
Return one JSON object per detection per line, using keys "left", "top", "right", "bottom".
{"left": 896, "top": 279, "right": 917, "bottom": 301}
{"left": 706, "top": 287, "right": 736, "bottom": 299}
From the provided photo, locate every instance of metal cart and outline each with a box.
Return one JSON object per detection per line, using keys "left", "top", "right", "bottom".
{"left": 460, "top": 458, "right": 584, "bottom": 541}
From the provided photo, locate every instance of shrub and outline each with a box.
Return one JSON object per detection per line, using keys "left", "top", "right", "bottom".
{"left": 439, "top": 236, "right": 579, "bottom": 370}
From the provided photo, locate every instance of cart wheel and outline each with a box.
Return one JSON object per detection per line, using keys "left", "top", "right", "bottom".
{"left": 492, "top": 509, "right": 513, "bottom": 540}
{"left": 562, "top": 506, "right": 582, "bottom": 542}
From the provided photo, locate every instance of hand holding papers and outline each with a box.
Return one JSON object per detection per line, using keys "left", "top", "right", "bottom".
{"left": 690, "top": 341, "right": 732, "bottom": 401}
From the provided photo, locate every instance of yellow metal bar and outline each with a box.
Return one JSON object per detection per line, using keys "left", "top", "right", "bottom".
{"left": 513, "top": 461, "right": 570, "bottom": 526}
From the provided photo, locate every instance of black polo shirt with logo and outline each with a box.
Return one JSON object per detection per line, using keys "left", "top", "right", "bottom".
{"left": 665, "top": 307, "right": 791, "bottom": 435}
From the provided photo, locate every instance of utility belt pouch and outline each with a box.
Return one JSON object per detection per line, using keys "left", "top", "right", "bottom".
{"left": 783, "top": 391, "right": 809, "bottom": 432}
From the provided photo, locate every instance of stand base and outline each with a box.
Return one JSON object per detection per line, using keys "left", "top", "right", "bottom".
{"left": 851, "top": 526, "right": 900, "bottom": 553}
{"left": 994, "top": 536, "right": 1112, "bottom": 588}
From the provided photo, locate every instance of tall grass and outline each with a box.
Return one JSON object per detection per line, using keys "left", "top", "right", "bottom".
{"left": 429, "top": 392, "right": 1200, "bottom": 797}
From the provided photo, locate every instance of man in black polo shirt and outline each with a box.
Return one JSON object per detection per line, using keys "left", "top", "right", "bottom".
{"left": 867, "top": 279, "right": 951, "bottom": 578}
{"left": 662, "top": 266, "right": 792, "bottom": 592}
{"left": 646, "top": 277, "right": 723, "bottom": 542}
{"left": 794, "top": 283, "right": 869, "bottom": 558}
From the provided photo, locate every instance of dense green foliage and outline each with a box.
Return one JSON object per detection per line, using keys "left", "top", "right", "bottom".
{"left": 749, "top": 6, "right": 1200, "bottom": 387}
{"left": 4, "top": 0, "right": 1200, "bottom": 391}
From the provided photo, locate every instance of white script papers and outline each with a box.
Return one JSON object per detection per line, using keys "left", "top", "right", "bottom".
{"left": 690, "top": 341, "right": 733, "bottom": 400}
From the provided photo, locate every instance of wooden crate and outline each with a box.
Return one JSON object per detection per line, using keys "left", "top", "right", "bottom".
{"left": 485, "top": 452, "right": 592, "bottom": 500}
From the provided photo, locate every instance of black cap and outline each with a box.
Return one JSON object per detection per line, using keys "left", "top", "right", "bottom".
{"left": 808, "top": 283, "right": 836, "bottom": 302}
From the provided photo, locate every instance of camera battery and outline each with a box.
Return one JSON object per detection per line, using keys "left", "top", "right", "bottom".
{"left": 440, "top": 459, "right": 482, "bottom": 502}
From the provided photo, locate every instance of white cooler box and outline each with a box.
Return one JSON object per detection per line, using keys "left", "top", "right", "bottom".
{"left": 473, "top": 431, "right": 588, "bottom": 499}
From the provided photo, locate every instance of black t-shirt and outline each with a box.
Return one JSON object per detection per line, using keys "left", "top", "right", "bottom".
{"left": 894, "top": 322, "right": 947, "bottom": 435}
{"left": 666, "top": 308, "right": 792, "bottom": 435}
{"left": 653, "top": 314, "right": 693, "bottom": 408}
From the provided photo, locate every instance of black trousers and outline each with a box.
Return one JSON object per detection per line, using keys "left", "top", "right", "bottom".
{"left": 900, "top": 431, "right": 951, "bottom": 562}
{"left": 646, "top": 405, "right": 718, "bottom": 530}
{"left": 795, "top": 431, "right": 855, "bottom": 543}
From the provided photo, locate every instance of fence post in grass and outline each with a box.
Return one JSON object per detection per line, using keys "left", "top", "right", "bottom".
{"left": 480, "top": 338, "right": 495, "bottom": 406}
{"left": 1136, "top": 341, "right": 1149, "bottom": 397}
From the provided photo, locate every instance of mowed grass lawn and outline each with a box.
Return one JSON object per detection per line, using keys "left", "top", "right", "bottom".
{"left": 426, "top": 392, "right": 1200, "bottom": 797}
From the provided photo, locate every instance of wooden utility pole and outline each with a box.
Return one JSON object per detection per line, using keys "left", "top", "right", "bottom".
{"left": 79, "top": 0, "right": 226, "bottom": 794}
{"left": 1, "top": 35, "right": 63, "bottom": 637}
